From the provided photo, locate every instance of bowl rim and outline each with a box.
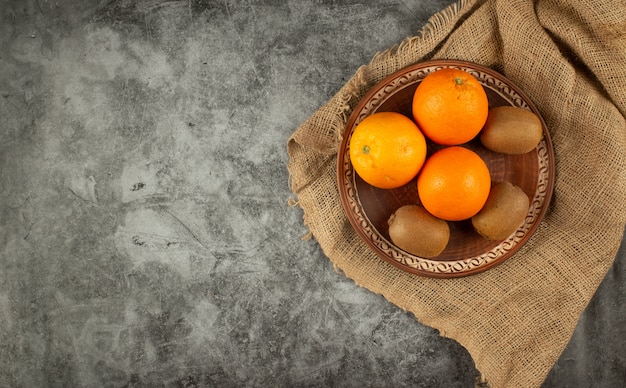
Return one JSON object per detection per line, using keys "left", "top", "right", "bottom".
{"left": 336, "top": 59, "right": 555, "bottom": 278}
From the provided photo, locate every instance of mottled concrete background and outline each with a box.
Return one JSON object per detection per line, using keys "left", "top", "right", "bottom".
{"left": 1, "top": 0, "right": 624, "bottom": 386}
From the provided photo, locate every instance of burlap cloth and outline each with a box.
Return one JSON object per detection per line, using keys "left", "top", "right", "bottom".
{"left": 287, "top": 0, "right": 626, "bottom": 386}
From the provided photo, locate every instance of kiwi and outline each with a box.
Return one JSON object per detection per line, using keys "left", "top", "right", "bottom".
{"left": 480, "top": 106, "right": 543, "bottom": 154}
{"left": 388, "top": 205, "right": 450, "bottom": 258}
{"left": 471, "top": 181, "right": 530, "bottom": 240}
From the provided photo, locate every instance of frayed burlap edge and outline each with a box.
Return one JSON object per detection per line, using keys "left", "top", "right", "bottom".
{"left": 288, "top": 2, "right": 493, "bottom": 384}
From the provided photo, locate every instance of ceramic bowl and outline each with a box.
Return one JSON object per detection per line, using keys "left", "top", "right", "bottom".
{"left": 337, "top": 60, "right": 555, "bottom": 278}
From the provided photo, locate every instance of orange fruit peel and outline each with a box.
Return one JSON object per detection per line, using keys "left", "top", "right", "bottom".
{"left": 412, "top": 68, "right": 489, "bottom": 145}
{"left": 349, "top": 112, "right": 427, "bottom": 189}
{"left": 417, "top": 146, "right": 491, "bottom": 221}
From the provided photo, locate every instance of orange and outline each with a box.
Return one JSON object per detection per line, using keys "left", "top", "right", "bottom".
{"left": 417, "top": 146, "right": 491, "bottom": 221}
{"left": 349, "top": 111, "right": 427, "bottom": 189}
{"left": 412, "top": 68, "right": 489, "bottom": 145}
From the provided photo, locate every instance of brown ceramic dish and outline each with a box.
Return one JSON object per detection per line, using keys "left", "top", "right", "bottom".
{"left": 337, "top": 60, "right": 555, "bottom": 278}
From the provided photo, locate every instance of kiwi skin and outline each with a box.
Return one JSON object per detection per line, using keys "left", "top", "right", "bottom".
{"left": 480, "top": 106, "right": 543, "bottom": 154}
{"left": 388, "top": 205, "right": 450, "bottom": 258}
{"left": 471, "top": 181, "right": 530, "bottom": 241}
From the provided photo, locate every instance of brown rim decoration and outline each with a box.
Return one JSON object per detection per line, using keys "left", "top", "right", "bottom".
{"left": 336, "top": 59, "right": 555, "bottom": 278}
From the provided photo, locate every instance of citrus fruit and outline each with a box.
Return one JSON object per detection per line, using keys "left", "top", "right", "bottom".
{"left": 349, "top": 111, "right": 427, "bottom": 189}
{"left": 412, "top": 68, "right": 489, "bottom": 145}
{"left": 417, "top": 146, "right": 491, "bottom": 221}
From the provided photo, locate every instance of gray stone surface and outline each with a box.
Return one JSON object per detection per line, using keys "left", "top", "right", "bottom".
{"left": 0, "top": 0, "right": 624, "bottom": 386}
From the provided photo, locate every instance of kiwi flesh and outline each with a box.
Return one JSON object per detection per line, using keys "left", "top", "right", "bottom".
{"left": 480, "top": 106, "right": 543, "bottom": 154}
{"left": 388, "top": 205, "right": 450, "bottom": 258}
{"left": 471, "top": 181, "right": 529, "bottom": 240}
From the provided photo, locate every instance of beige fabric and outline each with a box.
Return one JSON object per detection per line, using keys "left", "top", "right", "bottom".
{"left": 287, "top": 0, "right": 626, "bottom": 386}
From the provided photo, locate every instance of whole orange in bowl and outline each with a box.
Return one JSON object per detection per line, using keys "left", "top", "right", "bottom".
{"left": 412, "top": 68, "right": 488, "bottom": 145}
{"left": 417, "top": 146, "right": 491, "bottom": 221}
{"left": 349, "top": 111, "right": 427, "bottom": 189}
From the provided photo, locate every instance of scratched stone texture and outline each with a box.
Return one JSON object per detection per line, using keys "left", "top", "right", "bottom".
{"left": 0, "top": 0, "right": 624, "bottom": 387}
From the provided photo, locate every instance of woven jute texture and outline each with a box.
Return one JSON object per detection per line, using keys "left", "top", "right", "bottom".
{"left": 287, "top": 0, "right": 626, "bottom": 386}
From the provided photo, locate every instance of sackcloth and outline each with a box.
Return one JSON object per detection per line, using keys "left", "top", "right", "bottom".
{"left": 287, "top": 0, "right": 626, "bottom": 386}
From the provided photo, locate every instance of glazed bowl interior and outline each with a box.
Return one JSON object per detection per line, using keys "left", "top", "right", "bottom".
{"left": 336, "top": 60, "right": 555, "bottom": 278}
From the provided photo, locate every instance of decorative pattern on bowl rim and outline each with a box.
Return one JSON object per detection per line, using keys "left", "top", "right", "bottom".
{"left": 338, "top": 60, "right": 554, "bottom": 277}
